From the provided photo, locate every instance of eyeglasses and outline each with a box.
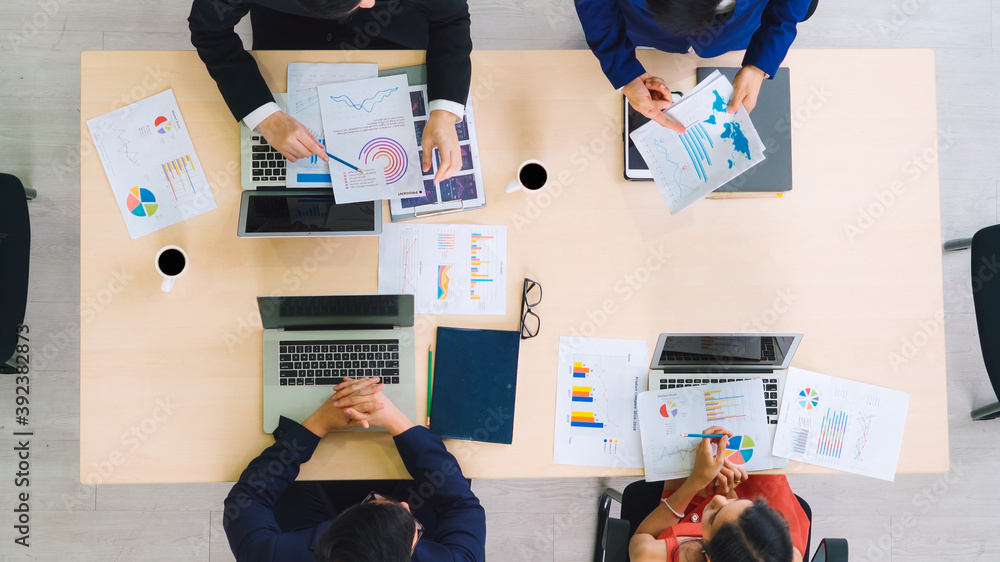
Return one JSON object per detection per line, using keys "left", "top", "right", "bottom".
{"left": 363, "top": 492, "right": 424, "bottom": 551}
{"left": 520, "top": 278, "right": 542, "bottom": 339}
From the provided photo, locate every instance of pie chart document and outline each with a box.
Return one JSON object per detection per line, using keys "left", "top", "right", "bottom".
{"left": 772, "top": 368, "right": 910, "bottom": 482}
{"left": 638, "top": 380, "right": 774, "bottom": 481}
{"left": 87, "top": 89, "right": 217, "bottom": 239}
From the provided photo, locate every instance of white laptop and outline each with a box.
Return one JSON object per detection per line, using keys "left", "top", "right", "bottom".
{"left": 647, "top": 333, "right": 803, "bottom": 469}
{"left": 260, "top": 294, "right": 417, "bottom": 434}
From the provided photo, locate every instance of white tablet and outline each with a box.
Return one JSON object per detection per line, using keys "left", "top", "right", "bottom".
{"left": 237, "top": 190, "right": 382, "bottom": 238}
{"left": 624, "top": 95, "right": 655, "bottom": 181}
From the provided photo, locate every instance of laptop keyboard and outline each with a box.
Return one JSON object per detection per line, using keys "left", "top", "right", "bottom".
{"left": 659, "top": 377, "right": 781, "bottom": 424}
{"left": 278, "top": 340, "right": 399, "bottom": 387}
{"left": 251, "top": 135, "right": 286, "bottom": 184}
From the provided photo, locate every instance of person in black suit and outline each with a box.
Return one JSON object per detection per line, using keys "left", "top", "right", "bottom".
{"left": 224, "top": 377, "right": 487, "bottom": 561}
{"left": 189, "top": 0, "right": 472, "bottom": 182}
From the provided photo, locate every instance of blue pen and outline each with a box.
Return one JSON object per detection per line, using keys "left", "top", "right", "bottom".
{"left": 325, "top": 152, "right": 365, "bottom": 174}
{"left": 680, "top": 433, "right": 726, "bottom": 439}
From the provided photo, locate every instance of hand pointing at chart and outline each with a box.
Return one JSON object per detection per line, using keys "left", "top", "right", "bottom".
{"left": 422, "top": 109, "right": 463, "bottom": 183}
{"left": 257, "top": 111, "right": 329, "bottom": 164}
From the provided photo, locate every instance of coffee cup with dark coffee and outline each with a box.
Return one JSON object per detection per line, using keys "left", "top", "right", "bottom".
{"left": 505, "top": 160, "right": 549, "bottom": 193}
{"left": 155, "top": 245, "right": 188, "bottom": 293}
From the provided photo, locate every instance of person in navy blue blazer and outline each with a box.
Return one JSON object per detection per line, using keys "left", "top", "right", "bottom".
{"left": 574, "top": 0, "right": 816, "bottom": 132}
{"left": 223, "top": 377, "right": 486, "bottom": 561}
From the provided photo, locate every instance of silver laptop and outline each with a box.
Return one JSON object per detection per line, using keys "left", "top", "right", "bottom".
{"left": 260, "top": 294, "right": 417, "bottom": 434}
{"left": 241, "top": 93, "right": 289, "bottom": 191}
{"left": 647, "top": 333, "right": 803, "bottom": 468}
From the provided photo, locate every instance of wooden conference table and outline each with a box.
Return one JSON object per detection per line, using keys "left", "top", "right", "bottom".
{"left": 80, "top": 49, "right": 946, "bottom": 483}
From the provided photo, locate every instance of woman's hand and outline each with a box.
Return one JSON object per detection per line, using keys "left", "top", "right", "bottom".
{"left": 687, "top": 426, "right": 733, "bottom": 489}
{"left": 702, "top": 460, "right": 749, "bottom": 498}
{"left": 622, "top": 73, "right": 686, "bottom": 133}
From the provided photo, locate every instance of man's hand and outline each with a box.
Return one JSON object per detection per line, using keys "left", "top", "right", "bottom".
{"left": 257, "top": 111, "right": 330, "bottom": 164}
{"left": 728, "top": 65, "right": 766, "bottom": 114}
{"left": 421, "top": 109, "right": 462, "bottom": 183}
{"left": 336, "top": 385, "right": 416, "bottom": 436}
{"left": 622, "top": 73, "right": 685, "bottom": 133}
{"left": 302, "top": 377, "right": 384, "bottom": 437}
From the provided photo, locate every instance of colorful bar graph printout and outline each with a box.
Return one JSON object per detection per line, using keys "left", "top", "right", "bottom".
{"left": 570, "top": 411, "right": 603, "bottom": 429}
{"left": 571, "top": 386, "right": 594, "bottom": 402}
{"left": 704, "top": 389, "right": 746, "bottom": 422}
{"left": 817, "top": 408, "right": 848, "bottom": 459}
{"left": 470, "top": 232, "right": 494, "bottom": 300}
{"left": 161, "top": 155, "right": 198, "bottom": 201}
{"left": 572, "top": 362, "right": 590, "bottom": 378}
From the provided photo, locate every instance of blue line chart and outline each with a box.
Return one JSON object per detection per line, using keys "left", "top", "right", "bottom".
{"left": 652, "top": 138, "right": 698, "bottom": 193}
{"left": 328, "top": 87, "right": 398, "bottom": 113}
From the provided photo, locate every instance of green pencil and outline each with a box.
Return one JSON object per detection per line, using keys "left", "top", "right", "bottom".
{"left": 426, "top": 345, "right": 434, "bottom": 427}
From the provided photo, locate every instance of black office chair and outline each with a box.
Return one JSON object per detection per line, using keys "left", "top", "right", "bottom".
{"left": 0, "top": 174, "right": 33, "bottom": 374}
{"left": 944, "top": 224, "right": 1000, "bottom": 420}
{"left": 594, "top": 480, "right": 848, "bottom": 562}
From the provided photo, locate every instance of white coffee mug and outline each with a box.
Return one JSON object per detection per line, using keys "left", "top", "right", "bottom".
{"left": 504, "top": 160, "right": 549, "bottom": 193}
{"left": 155, "top": 245, "right": 188, "bottom": 293}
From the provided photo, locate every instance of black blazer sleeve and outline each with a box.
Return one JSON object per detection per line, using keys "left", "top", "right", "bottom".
{"left": 189, "top": 0, "right": 275, "bottom": 122}
{"left": 415, "top": 0, "right": 473, "bottom": 106}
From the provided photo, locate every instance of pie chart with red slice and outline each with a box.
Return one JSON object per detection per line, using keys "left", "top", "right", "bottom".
{"left": 723, "top": 434, "right": 755, "bottom": 465}
{"left": 154, "top": 115, "right": 172, "bottom": 134}
{"left": 126, "top": 186, "right": 158, "bottom": 217}
{"left": 659, "top": 401, "right": 679, "bottom": 418}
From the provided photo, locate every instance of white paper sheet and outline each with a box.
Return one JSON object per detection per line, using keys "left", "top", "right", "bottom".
{"left": 317, "top": 75, "right": 424, "bottom": 203}
{"left": 553, "top": 337, "right": 649, "bottom": 468}
{"left": 772, "top": 368, "right": 909, "bottom": 481}
{"left": 285, "top": 62, "right": 379, "bottom": 188}
{"left": 377, "top": 223, "right": 507, "bottom": 315}
{"left": 638, "top": 380, "right": 774, "bottom": 481}
{"left": 87, "top": 89, "right": 216, "bottom": 239}
{"left": 630, "top": 70, "right": 766, "bottom": 215}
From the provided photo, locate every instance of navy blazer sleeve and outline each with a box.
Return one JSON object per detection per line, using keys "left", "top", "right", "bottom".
{"left": 223, "top": 416, "right": 322, "bottom": 562}
{"left": 415, "top": 0, "right": 473, "bottom": 107}
{"left": 574, "top": 0, "right": 646, "bottom": 89}
{"left": 398, "top": 426, "right": 486, "bottom": 562}
{"left": 741, "top": 0, "right": 812, "bottom": 77}
{"left": 189, "top": 0, "right": 275, "bottom": 122}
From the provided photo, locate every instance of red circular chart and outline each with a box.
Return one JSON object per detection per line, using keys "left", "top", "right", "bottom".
{"left": 154, "top": 115, "right": 172, "bottom": 134}
{"left": 359, "top": 137, "right": 408, "bottom": 184}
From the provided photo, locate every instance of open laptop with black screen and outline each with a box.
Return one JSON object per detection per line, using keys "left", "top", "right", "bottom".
{"left": 647, "top": 333, "right": 803, "bottom": 468}
{"left": 259, "top": 295, "right": 416, "bottom": 434}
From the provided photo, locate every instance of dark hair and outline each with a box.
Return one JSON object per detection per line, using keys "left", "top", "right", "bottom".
{"left": 296, "top": 0, "right": 362, "bottom": 18}
{"left": 645, "top": 0, "right": 721, "bottom": 36}
{"left": 314, "top": 501, "right": 416, "bottom": 562}
{"left": 704, "top": 499, "right": 794, "bottom": 562}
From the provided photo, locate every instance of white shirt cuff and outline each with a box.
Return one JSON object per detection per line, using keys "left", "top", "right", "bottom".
{"left": 243, "top": 102, "right": 282, "bottom": 132}
{"left": 428, "top": 99, "right": 465, "bottom": 122}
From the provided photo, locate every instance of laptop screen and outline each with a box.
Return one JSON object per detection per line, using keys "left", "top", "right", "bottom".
{"left": 257, "top": 295, "right": 414, "bottom": 330}
{"left": 651, "top": 334, "right": 801, "bottom": 371}
{"left": 242, "top": 194, "right": 378, "bottom": 234}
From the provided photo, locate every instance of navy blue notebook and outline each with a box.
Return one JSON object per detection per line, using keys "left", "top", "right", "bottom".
{"left": 429, "top": 327, "right": 520, "bottom": 444}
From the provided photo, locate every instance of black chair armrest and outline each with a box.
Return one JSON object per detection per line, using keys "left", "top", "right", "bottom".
{"left": 810, "top": 538, "right": 848, "bottom": 562}
{"left": 595, "top": 488, "right": 624, "bottom": 562}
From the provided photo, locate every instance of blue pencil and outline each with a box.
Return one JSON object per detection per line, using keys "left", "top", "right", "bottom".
{"left": 325, "top": 152, "right": 365, "bottom": 174}
{"left": 680, "top": 433, "right": 726, "bottom": 439}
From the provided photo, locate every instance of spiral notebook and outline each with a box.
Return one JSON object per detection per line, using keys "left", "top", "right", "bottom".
{"left": 429, "top": 327, "right": 520, "bottom": 444}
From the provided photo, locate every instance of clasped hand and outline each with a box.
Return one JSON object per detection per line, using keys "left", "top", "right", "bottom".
{"left": 302, "top": 377, "right": 386, "bottom": 436}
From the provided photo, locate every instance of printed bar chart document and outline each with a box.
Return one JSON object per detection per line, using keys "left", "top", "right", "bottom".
{"left": 87, "top": 89, "right": 216, "bottom": 239}
{"left": 772, "top": 367, "right": 909, "bottom": 481}
{"left": 378, "top": 223, "right": 507, "bottom": 315}
{"left": 285, "top": 62, "right": 378, "bottom": 188}
{"left": 553, "top": 337, "right": 649, "bottom": 469}
{"left": 638, "top": 380, "right": 774, "bottom": 481}
{"left": 318, "top": 74, "right": 424, "bottom": 203}
{"left": 630, "top": 70, "right": 766, "bottom": 214}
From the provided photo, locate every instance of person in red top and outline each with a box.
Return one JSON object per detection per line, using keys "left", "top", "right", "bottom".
{"left": 629, "top": 426, "right": 809, "bottom": 562}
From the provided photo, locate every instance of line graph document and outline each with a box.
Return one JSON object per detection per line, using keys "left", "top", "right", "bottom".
{"left": 630, "top": 70, "right": 765, "bottom": 215}
{"left": 553, "top": 338, "right": 649, "bottom": 468}
{"left": 378, "top": 223, "right": 507, "bottom": 315}
{"left": 317, "top": 74, "right": 424, "bottom": 203}
{"left": 87, "top": 89, "right": 216, "bottom": 239}
{"left": 285, "top": 62, "right": 378, "bottom": 188}
{"left": 638, "top": 380, "right": 773, "bottom": 481}
{"left": 772, "top": 368, "right": 909, "bottom": 481}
